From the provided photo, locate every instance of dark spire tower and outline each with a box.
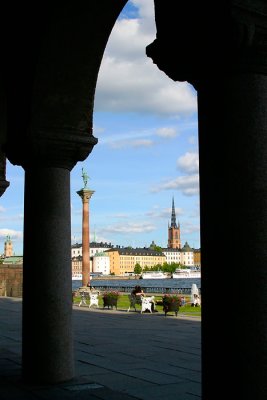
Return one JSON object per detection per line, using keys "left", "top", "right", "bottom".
{"left": 168, "top": 197, "right": 181, "bottom": 248}
{"left": 171, "top": 197, "right": 177, "bottom": 228}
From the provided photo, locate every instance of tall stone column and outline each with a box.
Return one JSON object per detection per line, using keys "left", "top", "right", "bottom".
{"left": 147, "top": 1, "right": 267, "bottom": 398}
{"left": 5, "top": 130, "right": 97, "bottom": 384}
{"left": 197, "top": 6, "right": 267, "bottom": 398}
{"left": 22, "top": 167, "right": 74, "bottom": 383}
{"left": 77, "top": 179, "right": 94, "bottom": 287}
{"left": 4, "top": 0, "right": 130, "bottom": 386}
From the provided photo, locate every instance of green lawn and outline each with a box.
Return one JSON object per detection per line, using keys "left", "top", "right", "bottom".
{"left": 73, "top": 293, "right": 201, "bottom": 316}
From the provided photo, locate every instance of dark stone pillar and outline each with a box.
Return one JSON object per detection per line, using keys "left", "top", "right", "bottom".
{"left": 147, "top": 1, "right": 267, "bottom": 398}
{"left": 22, "top": 167, "right": 73, "bottom": 382}
{"left": 4, "top": 0, "right": 127, "bottom": 385}
{"left": 7, "top": 131, "right": 97, "bottom": 383}
{"left": 198, "top": 70, "right": 267, "bottom": 400}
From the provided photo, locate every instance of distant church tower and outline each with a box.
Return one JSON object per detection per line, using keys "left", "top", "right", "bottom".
{"left": 4, "top": 235, "right": 13, "bottom": 257}
{"left": 168, "top": 198, "right": 181, "bottom": 249}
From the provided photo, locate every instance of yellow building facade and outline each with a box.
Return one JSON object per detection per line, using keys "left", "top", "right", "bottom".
{"left": 106, "top": 248, "right": 166, "bottom": 276}
{"left": 193, "top": 248, "right": 201, "bottom": 268}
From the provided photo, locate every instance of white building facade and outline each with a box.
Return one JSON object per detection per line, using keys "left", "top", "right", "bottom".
{"left": 71, "top": 242, "right": 113, "bottom": 277}
{"left": 162, "top": 242, "right": 195, "bottom": 267}
{"left": 71, "top": 242, "right": 113, "bottom": 258}
{"left": 92, "top": 251, "right": 110, "bottom": 275}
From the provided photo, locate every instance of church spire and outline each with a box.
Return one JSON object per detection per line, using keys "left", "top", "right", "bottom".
{"left": 168, "top": 197, "right": 181, "bottom": 249}
{"left": 171, "top": 197, "right": 177, "bottom": 228}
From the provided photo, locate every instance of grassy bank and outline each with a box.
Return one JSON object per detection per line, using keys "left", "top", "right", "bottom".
{"left": 73, "top": 293, "right": 201, "bottom": 316}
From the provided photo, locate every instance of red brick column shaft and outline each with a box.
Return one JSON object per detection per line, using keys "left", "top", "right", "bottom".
{"left": 77, "top": 189, "right": 94, "bottom": 287}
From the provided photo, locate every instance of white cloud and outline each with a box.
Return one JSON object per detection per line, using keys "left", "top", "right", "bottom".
{"left": 93, "top": 126, "right": 105, "bottom": 135}
{"left": 94, "top": 0, "right": 197, "bottom": 116}
{"left": 0, "top": 229, "right": 23, "bottom": 240}
{"left": 131, "top": 0, "right": 155, "bottom": 26}
{"left": 131, "top": 139, "right": 153, "bottom": 148}
{"left": 177, "top": 152, "right": 199, "bottom": 174}
{"left": 109, "top": 0, "right": 156, "bottom": 60}
{"left": 110, "top": 138, "right": 153, "bottom": 149}
{"left": 150, "top": 175, "right": 199, "bottom": 196}
{"left": 0, "top": 206, "right": 6, "bottom": 212}
{"left": 98, "top": 127, "right": 169, "bottom": 149}
{"left": 0, "top": 214, "right": 24, "bottom": 222}
{"left": 95, "top": 58, "right": 197, "bottom": 115}
{"left": 106, "top": 19, "right": 153, "bottom": 62}
{"left": 182, "top": 221, "right": 200, "bottom": 235}
{"left": 155, "top": 127, "right": 177, "bottom": 138}
{"left": 188, "top": 135, "right": 198, "bottom": 145}
{"left": 102, "top": 222, "right": 156, "bottom": 234}
{"left": 145, "top": 207, "right": 183, "bottom": 219}
{"left": 110, "top": 213, "right": 128, "bottom": 219}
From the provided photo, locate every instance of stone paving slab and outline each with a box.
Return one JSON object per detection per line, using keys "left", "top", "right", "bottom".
{"left": 0, "top": 297, "right": 201, "bottom": 399}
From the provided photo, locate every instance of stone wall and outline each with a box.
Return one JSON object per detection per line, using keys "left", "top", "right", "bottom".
{"left": 0, "top": 264, "right": 23, "bottom": 297}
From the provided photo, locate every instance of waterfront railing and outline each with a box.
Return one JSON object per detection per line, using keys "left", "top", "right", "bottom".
{"left": 90, "top": 285, "right": 201, "bottom": 295}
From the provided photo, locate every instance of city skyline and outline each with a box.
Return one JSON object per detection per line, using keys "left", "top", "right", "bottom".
{"left": 0, "top": 0, "right": 200, "bottom": 255}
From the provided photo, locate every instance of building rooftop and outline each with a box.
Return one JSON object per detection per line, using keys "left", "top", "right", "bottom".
{"left": 94, "top": 251, "right": 109, "bottom": 257}
{"left": 71, "top": 242, "right": 114, "bottom": 249}
{"left": 181, "top": 241, "right": 192, "bottom": 252}
{"left": 2, "top": 256, "right": 23, "bottom": 264}
{"left": 106, "top": 247, "right": 165, "bottom": 256}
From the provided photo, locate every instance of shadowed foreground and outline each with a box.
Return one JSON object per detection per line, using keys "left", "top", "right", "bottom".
{"left": 0, "top": 297, "right": 201, "bottom": 399}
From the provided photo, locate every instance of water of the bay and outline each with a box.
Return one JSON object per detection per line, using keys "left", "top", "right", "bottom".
{"left": 72, "top": 278, "right": 201, "bottom": 294}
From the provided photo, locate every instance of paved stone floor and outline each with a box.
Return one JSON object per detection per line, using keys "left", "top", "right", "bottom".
{"left": 0, "top": 297, "right": 201, "bottom": 399}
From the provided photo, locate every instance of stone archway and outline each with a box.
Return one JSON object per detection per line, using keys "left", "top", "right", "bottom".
{"left": 147, "top": 1, "right": 267, "bottom": 399}
{"left": 2, "top": 2, "right": 267, "bottom": 399}
{"left": 4, "top": 0, "right": 127, "bottom": 384}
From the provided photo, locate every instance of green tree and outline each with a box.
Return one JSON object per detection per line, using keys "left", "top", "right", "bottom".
{"left": 134, "top": 263, "right": 142, "bottom": 274}
{"left": 161, "top": 262, "right": 182, "bottom": 273}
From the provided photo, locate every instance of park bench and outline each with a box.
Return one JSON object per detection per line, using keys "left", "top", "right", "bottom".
{"left": 79, "top": 290, "right": 99, "bottom": 308}
{"left": 141, "top": 297, "right": 153, "bottom": 313}
{"left": 79, "top": 291, "right": 90, "bottom": 306}
{"left": 127, "top": 294, "right": 142, "bottom": 312}
{"left": 89, "top": 293, "right": 99, "bottom": 308}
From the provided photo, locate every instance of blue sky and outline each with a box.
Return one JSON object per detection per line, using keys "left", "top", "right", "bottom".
{"left": 0, "top": 0, "right": 200, "bottom": 255}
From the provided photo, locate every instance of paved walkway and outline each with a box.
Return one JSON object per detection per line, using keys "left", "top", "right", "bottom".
{"left": 0, "top": 297, "right": 201, "bottom": 400}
